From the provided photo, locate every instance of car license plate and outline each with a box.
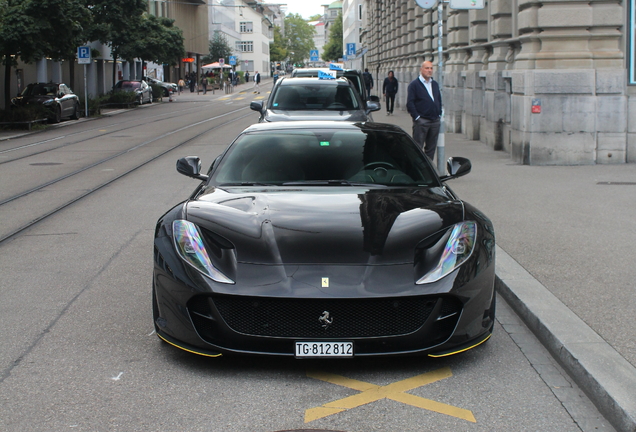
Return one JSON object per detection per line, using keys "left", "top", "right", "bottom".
{"left": 295, "top": 341, "right": 353, "bottom": 358}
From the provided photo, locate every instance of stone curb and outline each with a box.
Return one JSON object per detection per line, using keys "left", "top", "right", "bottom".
{"left": 495, "top": 245, "right": 636, "bottom": 432}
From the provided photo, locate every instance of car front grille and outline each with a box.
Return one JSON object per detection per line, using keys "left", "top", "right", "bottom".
{"left": 188, "top": 294, "right": 460, "bottom": 339}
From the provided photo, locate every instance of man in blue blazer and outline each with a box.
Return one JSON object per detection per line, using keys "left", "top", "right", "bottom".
{"left": 406, "top": 61, "right": 442, "bottom": 160}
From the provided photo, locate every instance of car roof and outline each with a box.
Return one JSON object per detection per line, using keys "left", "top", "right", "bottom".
{"left": 277, "top": 77, "right": 353, "bottom": 86}
{"left": 241, "top": 121, "right": 406, "bottom": 134}
{"left": 292, "top": 68, "right": 361, "bottom": 74}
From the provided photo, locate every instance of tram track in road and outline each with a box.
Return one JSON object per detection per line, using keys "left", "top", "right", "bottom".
{"left": 0, "top": 101, "right": 230, "bottom": 165}
{"left": 0, "top": 108, "right": 253, "bottom": 245}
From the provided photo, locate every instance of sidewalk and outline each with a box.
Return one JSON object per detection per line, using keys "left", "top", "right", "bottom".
{"left": 384, "top": 106, "right": 636, "bottom": 431}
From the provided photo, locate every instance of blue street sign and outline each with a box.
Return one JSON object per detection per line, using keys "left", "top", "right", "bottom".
{"left": 310, "top": 50, "right": 319, "bottom": 61}
{"left": 346, "top": 43, "right": 356, "bottom": 56}
{"left": 229, "top": 56, "right": 237, "bottom": 65}
{"left": 77, "top": 46, "right": 91, "bottom": 64}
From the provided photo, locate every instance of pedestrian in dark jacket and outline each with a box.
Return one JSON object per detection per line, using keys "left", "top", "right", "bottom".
{"left": 362, "top": 68, "right": 373, "bottom": 100}
{"left": 406, "top": 61, "right": 442, "bottom": 160}
{"left": 382, "top": 70, "right": 398, "bottom": 116}
{"left": 245, "top": 71, "right": 250, "bottom": 82}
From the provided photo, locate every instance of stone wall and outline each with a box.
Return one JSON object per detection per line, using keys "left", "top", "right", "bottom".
{"left": 362, "top": 0, "right": 634, "bottom": 165}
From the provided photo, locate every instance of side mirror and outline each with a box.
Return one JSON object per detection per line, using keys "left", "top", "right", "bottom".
{"left": 366, "top": 101, "right": 381, "bottom": 113}
{"left": 250, "top": 101, "right": 264, "bottom": 112}
{"left": 176, "top": 156, "right": 209, "bottom": 181}
{"left": 439, "top": 157, "right": 471, "bottom": 181}
{"left": 369, "top": 95, "right": 380, "bottom": 103}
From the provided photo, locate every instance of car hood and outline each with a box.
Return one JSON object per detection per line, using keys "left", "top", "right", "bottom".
{"left": 185, "top": 187, "right": 463, "bottom": 265}
{"left": 12, "top": 95, "right": 55, "bottom": 105}
{"left": 264, "top": 109, "right": 368, "bottom": 122}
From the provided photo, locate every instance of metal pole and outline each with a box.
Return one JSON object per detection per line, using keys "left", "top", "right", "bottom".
{"left": 436, "top": 0, "right": 446, "bottom": 174}
{"left": 83, "top": 64, "right": 88, "bottom": 118}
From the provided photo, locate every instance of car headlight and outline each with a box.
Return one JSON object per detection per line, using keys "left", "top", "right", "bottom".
{"left": 416, "top": 221, "right": 477, "bottom": 284}
{"left": 172, "top": 220, "right": 234, "bottom": 284}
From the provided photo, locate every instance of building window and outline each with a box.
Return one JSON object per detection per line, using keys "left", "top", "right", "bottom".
{"left": 240, "top": 22, "right": 253, "bottom": 33}
{"left": 331, "top": 9, "right": 338, "bottom": 17}
{"left": 236, "top": 41, "right": 254, "bottom": 52}
{"left": 358, "top": 4, "right": 362, "bottom": 21}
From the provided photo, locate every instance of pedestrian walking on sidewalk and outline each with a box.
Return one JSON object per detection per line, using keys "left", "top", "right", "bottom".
{"left": 363, "top": 68, "right": 373, "bottom": 100}
{"left": 189, "top": 72, "right": 195, "bottom": 92}
{"left": 245, "top": 71, "right": 250, "bottom": 82}
{"left": 253, "top": 71, "right": 261, "bottom": 93}
{"left": 201, "top": 75, "right": 207, "bottom": 94}
{"left": 406, "top": 61, "right": 442, "bottom": 160}
{"left": 178, "top": 78, "right": 185, "bottom": 94}
{"left": 382, "top": 70, "right": 398, "bottom": 116}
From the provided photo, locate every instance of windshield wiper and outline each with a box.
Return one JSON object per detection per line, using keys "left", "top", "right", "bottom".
{"left": 218, "top": 182, "right": 274, "bottom": 186}
{"left": 282, "top": 179, "right": 376, "bottom": 186}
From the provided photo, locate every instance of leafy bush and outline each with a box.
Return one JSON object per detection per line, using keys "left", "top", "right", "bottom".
{"left": 0, "top": 105, "right": 50, "bottom": 122}
{"left": 79, "top": 95, "right": 109, "bottom": 116}
{"left": 107, "top": 90, "right": 138, "bottom": 104}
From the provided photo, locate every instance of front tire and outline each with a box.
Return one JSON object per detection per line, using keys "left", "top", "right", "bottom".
{"left": 50, "top": 106, "right": 61, "bottom": 123}
{"left": 71, "top": 102, "right": 80, "bottom": 120}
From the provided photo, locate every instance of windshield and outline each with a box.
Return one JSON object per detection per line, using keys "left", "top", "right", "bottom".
{"left": 212, "top": 129, "right": 437, "bottom": 186}
{"left": 120, "top": 82, "right": 141, "bottom": 90}
{"left": 22, "top": 84, "right": 57, "bottom": 97}
{"left": 271, "top": 85, "right": 359, "bottom": 111}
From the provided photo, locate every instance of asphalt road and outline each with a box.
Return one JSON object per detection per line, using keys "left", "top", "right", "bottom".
{"left": 0, "top": 87, "right": 614, "bottom": 431}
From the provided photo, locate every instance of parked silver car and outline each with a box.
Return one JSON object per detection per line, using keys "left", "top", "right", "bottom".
{"left": 113, "top": 80, "right": 153, "bottom": 104}
{"left": 250, "top": 77, "right": 380, "bottom": 123}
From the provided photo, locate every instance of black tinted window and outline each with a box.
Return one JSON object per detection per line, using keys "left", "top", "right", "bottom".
{"left": 272, "top": 85, "right": 359, "bottom": 110}
{"left": 213, "top": 129, "right": 437, "bottom": 186}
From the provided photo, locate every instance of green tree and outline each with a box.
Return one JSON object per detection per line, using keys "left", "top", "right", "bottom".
{"left": 1, "top": 0, "right": 35, "bottom": 108}
{"left": 308, "top": 14, "right": 323, "bottom": 21}
{"left": 269, "top": 26, "right": 287, "bottom": 62}
{"left": 322, "top": 12, "right": 343, "bottom": 62}
{"left": 90, "top": 0, "right": 148, "bottom": 88}
{"left": 123, "top": 14, "right": 185, "bottom": 68}
{"left": 202, "top": 31, "right": 233, "bottom": 65}
{"left": 284, "top": 13, "right": 315, "bottom": 66}
{"left": 41, "top": 0, "right": 92, "bottom": 92}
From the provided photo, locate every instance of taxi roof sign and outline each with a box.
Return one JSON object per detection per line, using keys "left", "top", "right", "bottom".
{"left": 318, "top": 70, "right": 336, "bottom": 80}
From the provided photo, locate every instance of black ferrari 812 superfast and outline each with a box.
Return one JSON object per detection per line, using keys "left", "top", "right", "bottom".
{"left": 153, "top": 121, "right": 496, "bottom": 359}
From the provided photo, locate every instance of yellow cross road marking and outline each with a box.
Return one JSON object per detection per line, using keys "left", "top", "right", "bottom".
{"left": 304, "top": 367, "right": 476, "bottom": 423}
{"left": 254, "top": 96, "right": 265, "bottom": 100}
{"left": 235, "top": 97, "right": 245, "bottom": 100}
{"left": 218, "top": 97, "right": 230, "bottom": 100}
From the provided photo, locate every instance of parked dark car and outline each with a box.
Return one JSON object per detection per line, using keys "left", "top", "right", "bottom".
{"left": 11, "top": 82, "right": 80, "bottom": 123}
{"left": 143, "top": 76, "right": 178, "bottom": 96}
{"left": 113, "top": 80, "right": 153, "bottom": 104}
{"left": 152, "top": 121, "right": 496, "bottom": 359}
{"left": 250, "top": 77, "right": 380, "bottom": 122}
{"left": 292, "top": 67, "right": 380, "bottom": 103}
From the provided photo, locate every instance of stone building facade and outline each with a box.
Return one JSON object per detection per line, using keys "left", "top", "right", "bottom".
{"left": 361, "top": 0, "right": 634, "bottom": 164}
